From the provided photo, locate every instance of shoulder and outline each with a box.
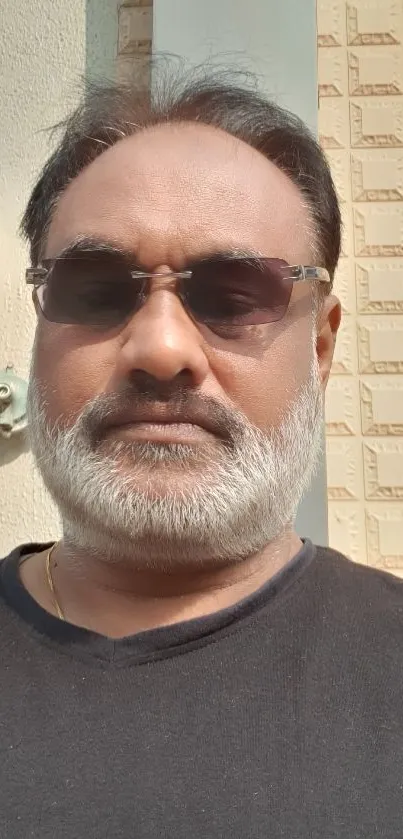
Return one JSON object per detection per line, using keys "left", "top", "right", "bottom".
{"left": 310, "top": 544, "right": 403, "bottom": 638}
{"left": 0, "top": 542, "right": 52, "bottom": 621}
{"left": 313, "top": 544, "right": 403, "bottom": 596}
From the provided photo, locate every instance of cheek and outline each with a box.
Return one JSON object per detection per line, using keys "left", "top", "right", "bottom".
{"left": 32, "top": 322, "right": 114, "bottom": 423}
{"left": 215, "top": 318, "right": 314, "bottom": 432}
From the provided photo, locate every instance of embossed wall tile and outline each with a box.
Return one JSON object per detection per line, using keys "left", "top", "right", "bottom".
{"left": 349, "top": 48, "right": 403, "bottom": 96}
{"left": 356, "top": 260, "right": 403, "bottom": 313}
{"left": 118, "top": 4, "right": 152, "bottom": 54}
{"left": 318, "top": 0, "right": 346, "bottom": 46}
{"left": 358, "top": 315, "right": 403, "bottom": 373}
{"left": 328, "top": 502, "right": 367, "bottom": 563}
{"left": 319, "top": 98, "right": 350, "bottom": 148}
{"left": 326, "top": 377, "right": 360, "bottom": 435}
{"left": 341, "top": 204, "right": 353, "bottom": 257}
{"left": 347, "top": 1, "right": 402, "bottom": 47}
{"left": 318, "top": 1, "right": 403, "bottom": 569}
{"left": 326, "top": 149, "right": 351, "bottom": 201}
{"left": 351, "top": 149, "right": 403, "bottom": 201}
{"left": 364, "top": 438, "right": 403, "bottom": 499}
{"left": 351, "top": 98, "right": 403, "bottom": 147}
{"left": 360, "top": 375, "right": 403, "bottom": 435}
{"left": 116, "top": 54, "right": 150, "bottom": 86}
{"left": 354, "top": 205, "right": 403, "bottom": 257}
{"left": 335, "top": 258, "right": 356, "bottom": 313}
{"left": 319, "top": 47, "right": 347, "bottom": 97}
{"left": 120, "top": 0, "right": 152, "bottom": 6}
{"left": 327, "top": 437, "right": 363, "bottom": 499}
{"left": 333, "top": 316, "right": 357, "bottom": 374}
{"left": 366, "top": 502, "right": 403, "bottom": 573}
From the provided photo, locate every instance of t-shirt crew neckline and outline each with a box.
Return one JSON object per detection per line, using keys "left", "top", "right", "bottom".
{"left": 0, "top": 539, "right": 316, "bottom": 664}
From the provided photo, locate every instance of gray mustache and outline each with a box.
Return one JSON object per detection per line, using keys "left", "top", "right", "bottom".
{"left": 79, "top": 386, "right": 244, "bottom": 446}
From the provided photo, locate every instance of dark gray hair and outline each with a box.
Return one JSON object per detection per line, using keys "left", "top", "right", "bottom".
{"left": 21, "top": 64, "right": 341, "bottom": 280}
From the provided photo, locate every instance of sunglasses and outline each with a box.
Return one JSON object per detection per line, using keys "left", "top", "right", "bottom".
{"left": 26, "top": 249, "right": 330, "bottom": 333}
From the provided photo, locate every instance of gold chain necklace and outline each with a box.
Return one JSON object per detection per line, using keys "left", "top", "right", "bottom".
{"left": 45, "top": 543, "right": 65, "bottom": 621}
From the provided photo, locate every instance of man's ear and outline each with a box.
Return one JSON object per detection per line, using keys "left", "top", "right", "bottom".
{"left": 316, "top": 294, "right": 342, "bottom": 389}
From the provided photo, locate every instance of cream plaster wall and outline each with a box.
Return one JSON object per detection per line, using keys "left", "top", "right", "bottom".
{"left": 0, "top": 1, "right": 88, "bottom": 553}
{"left": 318, "top": 0, "right": 403, "bottom": 573}
{"left": 0, "top": 1, "right": 119, "bottom": 555}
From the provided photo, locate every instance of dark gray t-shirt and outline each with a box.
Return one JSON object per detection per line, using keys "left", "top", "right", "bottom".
{"left": 0, "top": 539, "right": 402, "bottom": 838}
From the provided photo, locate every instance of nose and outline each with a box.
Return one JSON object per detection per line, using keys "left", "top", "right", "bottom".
{"left": 115, "top": 283, "right": 210, "bottom": 386}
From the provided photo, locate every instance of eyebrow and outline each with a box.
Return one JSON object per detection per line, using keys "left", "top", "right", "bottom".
{"left": 54, "top": 237, "right": 268, "bottom": 267}
{"left": 197, "top": 247, "right": 266, "bottom": 262}
{"left": 56, "top": 236, "right": 133, "bottom": 260}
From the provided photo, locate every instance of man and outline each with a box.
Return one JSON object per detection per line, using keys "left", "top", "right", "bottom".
{"left": 1, "top": 68, "right": 402, "bottom": 838}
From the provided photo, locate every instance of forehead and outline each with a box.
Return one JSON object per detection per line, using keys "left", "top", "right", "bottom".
{"left": 45, "top": 122, "right": 312, "bottom": 266}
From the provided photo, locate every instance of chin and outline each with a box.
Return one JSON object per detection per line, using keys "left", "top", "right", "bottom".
{"left": 106, "top": 446, "right": 212, "bottom": 496}
{"left": 101, "top": 438, "right": 222, "bottom": 472}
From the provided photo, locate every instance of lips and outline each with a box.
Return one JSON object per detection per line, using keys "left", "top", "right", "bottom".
{"left": 100, "top": 406, "right": 225, "bottom": 442}
{"left": 107, "top": 421, "right": 217, "bottom": 445}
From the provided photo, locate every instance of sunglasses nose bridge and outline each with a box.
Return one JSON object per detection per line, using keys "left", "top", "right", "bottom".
{"left": 149, "top": 268, "right": 192, "bottom": 288}
{"left": 132, "top": 269, "right": 195, "bottom": 322}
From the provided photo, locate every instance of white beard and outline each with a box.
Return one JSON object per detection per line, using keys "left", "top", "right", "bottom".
{"left": 27, "top": 357, "right": 324, "bottom": 570}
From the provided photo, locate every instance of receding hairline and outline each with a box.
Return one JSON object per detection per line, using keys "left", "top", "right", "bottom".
{"left": 45, "top": 119, "right": 320, "bottom": 269}
{"left": 55, "top": 117, "right": 313, "bottom": 201}
{"left": 20, "top": 66, "right": 341, "bottom": 284}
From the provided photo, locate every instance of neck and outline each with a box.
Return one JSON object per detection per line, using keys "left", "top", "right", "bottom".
{"left": 22, "top": 529, "right": 303, "bottom": 638}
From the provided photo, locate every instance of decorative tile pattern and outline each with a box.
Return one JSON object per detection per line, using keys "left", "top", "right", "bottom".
{"left": 349, "top": 48, "right": 403, "bottom": 96}
{"left": 326, "top": 377, "right": 360, "bottom": 435}
{"left": 334, "top": 258, "right": 356, "bottom": 314}
{"left": 366, "top": 503, "right": 403, "bottom": 573}
{"left": 118, "top": 4, "right": 152, "bottom": 54}
{"left": 332, "top": 316, "right": 357, "bottom": 374}
{"left": 116, "top": 1, "right": 152, "bottom": 86}
{"left": 347, "top": 1, "right": 402, "bottom": 47}
{"left": 341, "top": 204, "right": 353, "bottom": 257}
{"left": 364, "top": 439, "right": 403, "bottom": 499}
{"left": 326, "top": 149, "right": 351, "bottom": 202}
{"left": 327, "top": 438, "right": 363, "bottom": 499}
{"left": 350, "top": 99, "right": 403, "bottom": 147}
{"left": 351, "top": 149, "right": 403, "bottom": 201}
{"left": 354, "top": 205, "right": 403, "bottom": 256}
{"left": 319, "top": 2, "right": 403, "bottom": 569}
{"left": 116, "top": 55, "right": 151, "bottom": 86}
{"left": 319, "top": 48, "right": 348, "bottom": 97}
{"left": 318, "top": 0, "right": 346, "bottom": 46}
{"left": 319, "top": 98, "right": 350, "bottom": 148}
{"left": 328, "top": 501, "right": 367, "bottom": 563}
{"left": 358, "top": 316, "right": 403, "bottom": 373}
{"left": 360, "top": 376, "right": 403, "bottom": 435}
{"left": 356, "top": 260, "right": 403, "bottom": 313}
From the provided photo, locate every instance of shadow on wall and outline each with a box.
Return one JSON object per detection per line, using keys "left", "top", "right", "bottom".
{"left": 85, "top": 0, "right": 118, "bottom": 80}
{"left": 0, "top": 433, "right": 30, "bottom": 468}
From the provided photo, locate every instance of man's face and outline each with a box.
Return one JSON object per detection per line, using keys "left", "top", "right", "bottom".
{"left": 28, "top": 123, "right": 339, "bottom": 566}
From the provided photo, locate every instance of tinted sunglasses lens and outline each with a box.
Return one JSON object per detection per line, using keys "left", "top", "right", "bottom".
{"left": 186, "top": 258, "right": 293, "bottom": 326}
{"left": 39, "top": 255, "right": 140, "bottom": 326}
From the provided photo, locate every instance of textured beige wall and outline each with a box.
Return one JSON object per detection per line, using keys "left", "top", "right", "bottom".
{"left": 318, "top": 0, "right": 403, "bottom": 573}
{"left": 0, "top": 1, "right": 88, "bottom": 554}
